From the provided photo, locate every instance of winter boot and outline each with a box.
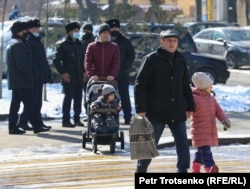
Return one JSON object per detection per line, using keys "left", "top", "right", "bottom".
{"left": 205, "top": 165, "right": 219, "bottom": 173}
{"left": 136, "top": 166, "right": 148, "bottom": 173}
{"left": 192, "top": 161, "right": 201, "bottom": 173}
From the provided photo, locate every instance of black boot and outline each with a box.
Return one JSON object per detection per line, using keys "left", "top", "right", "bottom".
{"left": 135, "top": 166, "right": 148, "bottom": 173}
{"left": 33, "top": 126, "right": 51, "bottom": 134}
{"left": 9, "top": 128, "right": 26, "bottom": 135}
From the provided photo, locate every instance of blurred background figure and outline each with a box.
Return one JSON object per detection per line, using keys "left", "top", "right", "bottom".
{"left": 9, "top": 5, "right": 21, "bottom": 20}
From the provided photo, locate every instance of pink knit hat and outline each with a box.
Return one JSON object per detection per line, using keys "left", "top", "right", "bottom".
{"left": 192, "top": 72, "right": 213, "bottom": 89}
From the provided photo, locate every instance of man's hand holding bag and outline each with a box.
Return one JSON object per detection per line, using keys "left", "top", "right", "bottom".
{"left": 129, "top": 115, "right": 159, "bottom": 160}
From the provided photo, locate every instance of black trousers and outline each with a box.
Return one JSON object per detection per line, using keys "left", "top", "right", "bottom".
{"left": 62, "top": 83, "right": 83, "bottom": 123}
{"left": 117, "top": 79, "right": 132, "bottom": 122}
{"left": 8, "top": 88, "right": 41, "bottom": 131}
{"left": 18, "top": 84, "right": 43, "bottom": 126}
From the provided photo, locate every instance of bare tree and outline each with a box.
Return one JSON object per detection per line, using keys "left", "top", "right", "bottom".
{"left": 0, "top": 0, "right": 7, "bottom": 99}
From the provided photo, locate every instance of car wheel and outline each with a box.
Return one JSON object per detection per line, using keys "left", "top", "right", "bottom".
{"left": 199, "top": 68, "right": 218, "bottom": 84}
{"left": 226, "top": 53, "right": 238, "bottom": 69}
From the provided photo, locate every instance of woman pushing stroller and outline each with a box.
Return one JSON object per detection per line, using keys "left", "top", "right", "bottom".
{"left": 90, "top": 84, "right": 121, "bottom": 133}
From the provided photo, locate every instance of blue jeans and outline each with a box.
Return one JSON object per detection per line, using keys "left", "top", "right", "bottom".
{"left": 137, "top": 121, "right": 190, "bottom": 173}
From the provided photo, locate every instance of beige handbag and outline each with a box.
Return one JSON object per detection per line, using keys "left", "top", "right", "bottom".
{"left": 129, "top": 115, "right": 159, "bottom": 160}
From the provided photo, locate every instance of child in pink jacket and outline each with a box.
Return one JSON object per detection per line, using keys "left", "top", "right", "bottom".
{"left": 190, "top": 72, "right": 231, "bottom": 173}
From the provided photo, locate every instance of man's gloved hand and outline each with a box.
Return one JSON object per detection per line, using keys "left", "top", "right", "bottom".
{"left": 221, "top": 119, "right": 231, "bottom": 131}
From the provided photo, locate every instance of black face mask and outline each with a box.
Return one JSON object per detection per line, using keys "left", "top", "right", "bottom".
{"left": 82, "top": 32, "right": 93, "bottom": 40}
{"left": 110, "top": 31, "right": 119, "bottom": 37}
{"left": 22, "top": 32, "right": 28, "bottom": 39}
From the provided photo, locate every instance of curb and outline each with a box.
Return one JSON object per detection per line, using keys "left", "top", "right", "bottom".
{"left": 157, "top": 137, "right": 250, "bottom": 149}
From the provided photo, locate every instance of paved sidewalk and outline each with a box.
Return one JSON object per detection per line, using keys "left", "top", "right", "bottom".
{"left": 0, "top": 111, "right": 249, "bottom": 151}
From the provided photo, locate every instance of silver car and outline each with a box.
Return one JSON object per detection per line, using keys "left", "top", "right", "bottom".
{"left": 193, "top": 26, "right": 250, "bottom": 69}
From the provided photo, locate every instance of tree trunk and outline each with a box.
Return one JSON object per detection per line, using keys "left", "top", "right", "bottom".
{"left": 0, "top": 0, "right": 7, "bottom": 99}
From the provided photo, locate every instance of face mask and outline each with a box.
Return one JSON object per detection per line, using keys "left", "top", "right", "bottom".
{"left": 110, "top": 31, "right": 119, "bottom": 37}
{"left": 72, "top": 32, "right": 80, "bottom": 39}
{"left": 22, "top": 32, "right": 28, "bottom": 39}
{"left": 82, "top": 32, "right": 93, "bottom": 40}
{"left": 33, "top": 32, "right": 40, "bottom": 37}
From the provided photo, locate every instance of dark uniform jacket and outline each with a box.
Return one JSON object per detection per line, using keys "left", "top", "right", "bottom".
{"left": 7, "top": 38, "right": 34, "bottom": 90}
{"left": 28, "top": 33, "right": 51, "bottom": 85}
{"left": 111, "top": 33, "right": 135, "bottom": 80}
{"left": 134, "top": 47, "right": 195, "bottom": 123}
{"left": 53, "top": 36, "right": 85, "bottom": 87}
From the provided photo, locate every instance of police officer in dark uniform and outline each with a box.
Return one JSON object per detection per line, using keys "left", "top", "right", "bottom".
{"left": 7, "top": 21, "right": 50, "bottom": 134}
{"left": 53, "top": 22, "right": 85, "bottom": 127}
{"left": 17, "top": 18, "right": 52, "bottom": 131}
{"left": 81, "top": 23, "right": 96, "bottom": 120}
{"left": 106, "top": 19, "right": 135, "bottom": 124}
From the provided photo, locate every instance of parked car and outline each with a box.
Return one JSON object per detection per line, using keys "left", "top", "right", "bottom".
{"left": 183, "top": 21, "right": 239, "bottom": 36}
{"left": 193, "top": 26, "right": 250, "bottom": 69}
{"left": 126, "top": 26, "right": 229, "bottom": 84}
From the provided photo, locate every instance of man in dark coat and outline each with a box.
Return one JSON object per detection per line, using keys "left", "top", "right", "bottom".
{"left": 81, "top": 23, "right": 96, "bottom": 118}
{"left": 134, "top": 29, "right": 195, "bottom": 173}
{"left": 106, "top": 19, "right": 135, "bottom": 124}
{"left": 53, "top": 22, "right": 85, "bottom": 127}
{"left": 17, "top": 18, "right": 52, "bottom": 131}
{"left": 7, "top": 21, "right": 50, "bottom": 134}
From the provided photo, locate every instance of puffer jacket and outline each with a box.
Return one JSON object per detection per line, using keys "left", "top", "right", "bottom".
{"left": 134, "top": 47, "right": 195, "bottom": 123}
{"left": 84, "top": 40, "right": 120, "bottom": 79}
{"left": 190, "top": 88, "right": 228, "bottom": 147}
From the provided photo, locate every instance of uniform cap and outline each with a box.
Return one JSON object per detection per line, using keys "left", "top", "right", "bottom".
{"left": 26, "top": 18, "right": 41, "bottom": 29}
{"left": 65, "top": 22, "right": 80, "bottom": 33}
{"left": 106, "top": 19, "right": 120, "bottom": 28}
{"left": 10, "top": 21, "right": 27, "bottom": 34}
{"left": 160, "top": 29, "right": 179, "bottom": 38}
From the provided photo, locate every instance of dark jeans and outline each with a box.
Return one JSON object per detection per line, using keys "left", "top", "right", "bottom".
{"left": 62, "top": 84, "right": 83, "bottom": 123}
{"left": 117, "top": 79, "right": 132, "bottom": 122}
{"left": 18, "top": 84, "right": 43, "bottom": 126}
{"left": 137, "top": 121, "right": 190, "bottom": 173}
{"left": 9, "top": 89, "right": 41, "bottom": 130}
{"left": 194, "top": 145, "right": 215, "bottom": 168}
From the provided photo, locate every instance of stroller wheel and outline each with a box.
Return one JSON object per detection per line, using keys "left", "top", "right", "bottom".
{"left": 82, "top": 131, "right": 87, "bottom": 148}
{"left": 110, "top": 135, "right": 116, "bottom": 153}
{"left": 120, "top": 131, "right": 125, "bottom": 149}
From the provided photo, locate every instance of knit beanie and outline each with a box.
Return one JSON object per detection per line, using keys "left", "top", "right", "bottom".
{"left": 98, "top": 23, "right": 110, "bottom": 34}
{"left": 192, "top": 72, "right": 213, "bottom": 89}
{"left": 101, "top": 84, "right": 115, "bottom": 96}
{"left": 10, "top": 21, "right": 27, "bottom": 34}
{"left": 65, "top": 22, "right": 80, "bottom": 33}
{"left": 83, "top": 23, "right": 93, "bottom": 32}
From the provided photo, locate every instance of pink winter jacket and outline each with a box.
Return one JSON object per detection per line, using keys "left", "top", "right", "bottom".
{"left": 84, "top": 40, "right": 120, "bottom": 78}
{"left": 190, "top": 88, "right": 228, "bottom": 148}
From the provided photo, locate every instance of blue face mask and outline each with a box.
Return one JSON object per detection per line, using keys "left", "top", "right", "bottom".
{"left": 33, "top": 32, "right": 40, "bottom": 37}
{"left": 72, "top": 32, "right": 80, "bottom": 39}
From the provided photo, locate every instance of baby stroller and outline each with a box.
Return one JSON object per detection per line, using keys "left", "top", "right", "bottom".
{"left": 82, "top": 79, "right": 125, "bottom": 153}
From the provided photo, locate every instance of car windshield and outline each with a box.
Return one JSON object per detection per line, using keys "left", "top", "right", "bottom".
{"left": 224, "top": 29, "right": 250, "bottom": 41}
